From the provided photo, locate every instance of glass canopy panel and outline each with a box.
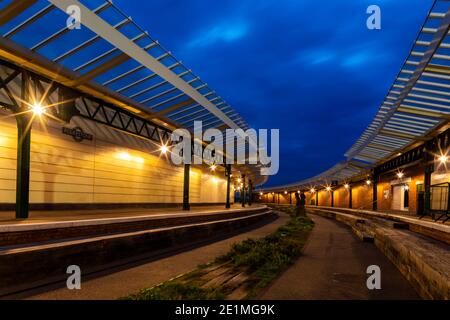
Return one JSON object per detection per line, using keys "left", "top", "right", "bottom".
{"left": 0, "top": 0, "right": 249, "bottom": 131}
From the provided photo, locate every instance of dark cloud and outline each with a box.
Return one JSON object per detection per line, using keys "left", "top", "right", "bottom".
{"left": 116, "top": 0, "right": 433, "bottom": 186}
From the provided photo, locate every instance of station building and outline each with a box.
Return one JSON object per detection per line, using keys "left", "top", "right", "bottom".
{"left": 260, "top": 0, "right": 450, "bottom": 222}
{"left": 261, "top": 127, "right": 450, "bottom": 220}
{"left": 0, "top": 0, "right": 265, "bottom": 216}
{"left": 0, "top": 108, "right": 233, "bottom": 209}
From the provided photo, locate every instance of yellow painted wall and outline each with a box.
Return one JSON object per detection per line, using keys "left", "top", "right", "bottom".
{"left": 351, "top": 182, "right": 373, "bottom": 210}
{"left": 0, "top": 110, "right": 231, "bottom": 205}
{"left": 334, "top": 186, "right": 350, "bottom": 208}
{"left": 305, "top": 191, "right": 316, "bottom": 205}
{"left": 318, "top": 190, "right": 332, "bottom": 207}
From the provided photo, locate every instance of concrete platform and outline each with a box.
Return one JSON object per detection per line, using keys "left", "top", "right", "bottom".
{"left": 0, "top": 204, "right": 267, "bottom": 246}
{"left": 0, "top": 204, "right": 273, "bottom": 297}
{"left": 309, "top": 207, "right": 450, "bottom": 299}
{"left": 0, "top": 204, "right": 251, "bottom": 225}
{"left": 14, "top": 213, "right": 289, "bottom": 300}
{"left": 307, "top": 205, "right": 450, "bottom": 245}
{"left": 259, "top": 214, "right": 419, "bottom": 300}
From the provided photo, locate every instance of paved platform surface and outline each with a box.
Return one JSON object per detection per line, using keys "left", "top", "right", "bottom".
{"left": 0, "top": 204, "right": 256, "bottom": 225}
{"left": 9, "top": 212, "right": 288, "bottom": 300}
{"left": 259, "top": 214, "right": 419, "bottom": 300}
{"left": 305, "top": 204, "right": 450, "bottom": 227}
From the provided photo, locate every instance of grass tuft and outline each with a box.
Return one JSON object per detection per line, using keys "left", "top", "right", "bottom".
{"left": 125, "top": 205, "right": 313, "bottom": 300}
{"left": 126, "top": 282, "right": 225, "bottom": 300}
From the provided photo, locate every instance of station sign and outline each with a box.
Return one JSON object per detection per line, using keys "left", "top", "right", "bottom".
{"left": 62, "top": 126, "right": 93, "bottom": 143}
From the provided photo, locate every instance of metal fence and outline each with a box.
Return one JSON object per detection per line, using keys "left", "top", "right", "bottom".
{"left": 429, "top": 183, "right": 450, "bottom": 222}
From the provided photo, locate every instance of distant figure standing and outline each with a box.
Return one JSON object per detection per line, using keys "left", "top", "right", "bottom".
{"left": 300, "top": 192, "right": 306, "bottom": 215}
{"left": 294, "top": 192, "right": 300, "bottom": 216}
{"left": 294, "top": 192, "right": 306, "bottom": 216}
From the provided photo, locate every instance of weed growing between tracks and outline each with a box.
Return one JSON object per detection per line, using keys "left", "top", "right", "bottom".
{"left": 125, "top": 206, "right": 313, "bottom": 300}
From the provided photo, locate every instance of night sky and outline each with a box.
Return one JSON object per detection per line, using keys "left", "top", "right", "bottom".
{"left": 115, "top": 0, "right": 433, "bottom": 187}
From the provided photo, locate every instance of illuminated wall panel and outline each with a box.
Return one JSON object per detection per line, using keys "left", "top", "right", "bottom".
{"left": 0, "top": 110, "right": 231, "bottom": 205}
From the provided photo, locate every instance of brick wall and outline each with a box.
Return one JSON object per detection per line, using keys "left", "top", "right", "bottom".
{"left": 334, "top": 186, "right": 350, "bottom": 208}
{"left": 318, "top": 190, "right": 332, "bottom": 207}
{"left": 351, "top": 181, "right": 373, "bottom": 210}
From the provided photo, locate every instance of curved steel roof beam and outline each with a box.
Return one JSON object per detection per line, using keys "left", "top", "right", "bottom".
{"left": 102, "top": 53, "right": 173, "bottom": 86}
{"left": 3, "top": 3, "right": 55, "bottom": 38}
{"left": 74, "top": 30, "right": 148, "bottom": 72}
{"left": 30, "top": 1, "right": 112, "bottom": 51}
{"left": 346, "top": 5, "right": 450, "bottom": 159}
{"left": 49, "top": 0, "right": 242, "bottom": 130}
{"left": 0, "top": 0, "right": 38, "bottom": 27}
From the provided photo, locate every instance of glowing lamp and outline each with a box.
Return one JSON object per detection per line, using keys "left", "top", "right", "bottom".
{"left": 32, "top": 103, "right": 44, "bottom": 116}
{"left": 160, "top": 145, "right": 168, "bottom": 154}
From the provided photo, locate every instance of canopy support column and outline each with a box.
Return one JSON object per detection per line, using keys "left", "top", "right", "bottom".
{"left": 248, "top": 179, "right": 253, "bottom": 206}
{"left": 331, "top": 190, "right": 334, "bottom": 207}
{"left": 183, "top": 164, "right": 190, "bottom": 211}
{"left": 349, "top": 185, "right": 353, "bottom": 209}
{"left": 241, "top": 175, "right": 246, "bottom": 208}
{"left": 225, "top": 164, "right": 231, "bottom": 209}
{"left": 424, "top": 164, "right": 433, "bottom": 214}
{"left": 372, "top": 171, "right": 378, "bottom": 211}
{"left": 15, "top": 72, "right": 31, "bottom": 219}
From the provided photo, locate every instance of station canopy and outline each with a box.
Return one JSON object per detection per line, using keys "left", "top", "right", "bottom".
{"left": 264, "top": 0, "right": 450, "bottom": 192}
{"left": 0, "top": 0, "right": 268, "bottom": 184}
{"left": 0, "top": 0, "right": 250, "bottom": 132}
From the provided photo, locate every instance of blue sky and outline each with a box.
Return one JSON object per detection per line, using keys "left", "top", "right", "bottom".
{"left": 115, "top": 0, "right": 433, "bottom": 187}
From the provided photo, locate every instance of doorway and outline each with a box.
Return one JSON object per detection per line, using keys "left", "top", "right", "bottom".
{"left": 392, "top": 185, "right": 409, "bottom": 211}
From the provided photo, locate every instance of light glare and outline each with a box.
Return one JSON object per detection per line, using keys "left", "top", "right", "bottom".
{"left": 32, "top": 103, "right": 44, "bottom": 116}
{"left": 160, "top": 145, "right": 168, "bottom": 154}
{"left": 117, "top": 152, "right": 144, "bottom": 164}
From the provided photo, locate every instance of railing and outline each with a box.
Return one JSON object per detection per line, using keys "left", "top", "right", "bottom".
{"left": 427, "top": 183, "right": 450, "bottom": 223}
{"left": 264, "top": 187, "right": 450, "bottom": 223}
